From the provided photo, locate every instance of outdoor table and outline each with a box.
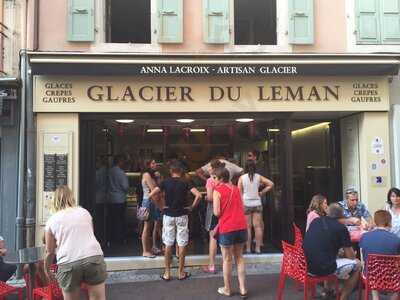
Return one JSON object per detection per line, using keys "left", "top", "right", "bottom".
{"left": 3, "top": 246, "right": 44, "bottom": 300}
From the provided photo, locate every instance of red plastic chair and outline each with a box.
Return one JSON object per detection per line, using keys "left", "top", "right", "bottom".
{"left": 277, "top": 241, "right": 340, "bottom": 300}
{"left": 358, "top": 254, "right": 400, "bottom": 300}
{"left": 293, "top": 223, "right": 303, "bottom": 248}
{"left": 32, "top": 264, "right": 89, "bottom": 300}
{"left": 0, "top": 281, "right": 23, "bottom": 300}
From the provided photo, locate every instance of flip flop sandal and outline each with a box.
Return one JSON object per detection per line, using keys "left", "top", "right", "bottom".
{"left": 160, "top": 274, "right": 171, "bottom": 281}
{"left": 217, "top": 287, "right": 231, "bottom": 297}
{"left": 202, "top": 266, "right": 217, "bottom": 274}
{"left": 143, "top": 254, "right": 156, "bottom": 258}
{"left": 178, "top": 272, "right": 191, "bottom": 280}
{"left": 239, "top": 291, "right": 248, "bottom": 299}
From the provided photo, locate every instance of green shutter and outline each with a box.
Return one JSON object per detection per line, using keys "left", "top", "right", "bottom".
{"left": 67, "top": 0, "right": 95, "bottom": 42}
{"left": 203, "top": 0, "right": 230, "bottom": 44}
{"left": 158, "top": 0, "right": 183, "bottom": 43}
{"left": 380, "top": 0, "right": 400, "bottom": 43}
{"left": 289, "top": 0, "right": 314, "bottom": 44}
{"left": 356, "top": 0, "right": 380, "bottom": 44}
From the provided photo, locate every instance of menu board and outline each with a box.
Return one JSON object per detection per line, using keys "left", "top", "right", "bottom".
{"left": 43, "top": 153, "right": 68, "bottom": 191}
{"left": 43, "top": 154, "right": 56, "bottom": 192}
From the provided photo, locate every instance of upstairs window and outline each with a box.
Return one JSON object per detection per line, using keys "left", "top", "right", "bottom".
{"left": 234, "top": 0, "right": 277, "bottom": 45}
{"left": 356, "top": 0, "right": 400, "bottom": 44}
{"left": 108, "top": 0, "right": 151, "bottom": 43}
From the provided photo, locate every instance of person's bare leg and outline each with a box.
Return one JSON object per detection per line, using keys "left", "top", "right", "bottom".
{"left": 233, "top": 243, "right": 247, "bottom": 295}
{"left": 62, "top": 287, "right": 81, "bottom": 300}
{"left": 390, "top": 292, "right": 400, "bottom": 300}
{"left": 152, "top": 220, "right": 161, "bottom": 252}
{"left": 253, "top": 212, "right": 264, "bottom": 253}
{"left": 220, "top": 246, "right": 233, "bottom": 295}
{"left": 142, "top": 221, "right": 153, "bottom": 256}
{"left": 371, "top": 290, "right": 379, "bottom": 300}
{"left": 245, "top": 214, "right": 252, "bottom": 252}
{"left": 87, "top": 282, "right": 106, "bottom": 300}
{"left": 340, "top": 269, "right": 360, "bottom": 300}
{"left": 163, "top": 245, "right": 173, "bottom": 280}
{"left": 208, "top": 232, "right": 217, "bottom": 269}
{"left": 178, "top": 245, "right": 187, "bottom": 278}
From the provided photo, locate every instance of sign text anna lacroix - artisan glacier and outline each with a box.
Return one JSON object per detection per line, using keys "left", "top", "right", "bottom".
{"left": 139, "top": 65, "right": 298, "bottom": 75}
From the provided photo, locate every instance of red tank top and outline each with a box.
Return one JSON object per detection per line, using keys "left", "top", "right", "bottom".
{"left": 215, "top": 184, "right": 247, "bottom": 234}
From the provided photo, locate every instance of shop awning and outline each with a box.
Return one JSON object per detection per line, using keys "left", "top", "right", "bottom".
{"left": 28, "top": 53, "right": 400, "bottom": 76}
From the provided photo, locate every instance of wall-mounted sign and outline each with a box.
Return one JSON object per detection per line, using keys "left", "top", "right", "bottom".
{"left": 371, "top": 137, "right": 384, "bottom": 155}
{"left": 33, "top": 76, "right": 389, "bottom": 113}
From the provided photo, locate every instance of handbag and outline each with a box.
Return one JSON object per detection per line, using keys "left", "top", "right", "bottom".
{"left": 137, "top": 206, "right": 149, "bottom": 221}
{"left": 212, "top": 186, "right": 234, "bottom": 240}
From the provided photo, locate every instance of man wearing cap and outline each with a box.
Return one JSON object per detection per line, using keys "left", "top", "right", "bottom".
{"left": 338, "top": 188, "right": 373, "bottom": 228}
{"left": 304, "top": 204, "right": 361, "bottom": 300}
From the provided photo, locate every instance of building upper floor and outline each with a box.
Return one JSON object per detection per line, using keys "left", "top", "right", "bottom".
{"left": 28, "top": 0, "right": 400, "bottom": 54}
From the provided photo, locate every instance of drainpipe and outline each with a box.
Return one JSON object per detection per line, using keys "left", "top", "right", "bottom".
{"left": 25, "top": 52, "right": 35, "bottom": 248}
{"left": 15, "top": 51, "right": 26, "bottom": 255}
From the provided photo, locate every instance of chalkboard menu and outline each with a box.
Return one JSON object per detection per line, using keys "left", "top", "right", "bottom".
{"left": 43, "top": 154, "right": 68, "bottom": 191}
{"left": 43, "top": 154, "right": 56, "bottom": 191}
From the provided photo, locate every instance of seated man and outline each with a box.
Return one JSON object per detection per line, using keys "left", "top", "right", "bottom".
{"left": 359, "top": 210, "right": 400, "bottom": 300}
{"left": 304, "top": 203, "right": 361, "bottom": 300}
{"left": 0, "top": 236, "right": 17, "bottom": 282}
{"left": 339, "top": 187, "right": 373, "bottom": 228}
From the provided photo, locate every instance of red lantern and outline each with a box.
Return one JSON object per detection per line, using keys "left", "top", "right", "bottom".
{"left": 117, "top": 125, "right": 124, "bottom": 137}
{"left": 228, "top": 125, "right": 235, "bottom": 139}
{"left": 248, "top": 121, "right": 256, "bottom": 139}
{"left": 206, "top": 127, "right": 212, "bottom": 139}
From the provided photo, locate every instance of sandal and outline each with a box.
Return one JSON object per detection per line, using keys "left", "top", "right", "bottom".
{"left": 202, "top": 266, "right": 217, "bottom": 274}
{"left": 160, "top": 274, "right": 171, "bottom": 281}
{"left": 217, "top": 287, "right": 231, "bottom": 297}
{"left": 239, "top": 291, "right": 248, "bottom": 299}
{"left": 178, "top": 272, "right": 191, "bottom": 281}
{"left": 143, "top": 254, "right": 156, "bottom": 258}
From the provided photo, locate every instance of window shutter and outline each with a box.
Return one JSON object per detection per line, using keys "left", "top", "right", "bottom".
{"left": 203, "top": 0, "right": 230, "bottom": 44}
{"left": 158, "top": 0, "right": 183, "bottom": 43}
{"left": 380, "top": 0, "right": 400, "bottom": 43}
{"left": 356, "top": 0, "right": 380, "bottom": 44}
{"left": 67, "top": 0, "right": 95, "bottom": 42}
{"left": 289, "top": 0, "right": 314, "bottom": 44}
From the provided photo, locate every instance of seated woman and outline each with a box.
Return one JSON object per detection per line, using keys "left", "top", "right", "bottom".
{"left": 0, "top": 236, "right": 16, "bottom": 282}
{"left": 306, "top": 194, "right": 328, "bottom": 232}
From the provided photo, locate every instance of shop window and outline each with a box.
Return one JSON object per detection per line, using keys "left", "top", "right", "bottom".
{"left": 108, "top": 0, "right": 151, "bottom": 43}
{"left": 234, "top": 0, "right": 277, "bottom": 45}
{"left": 356, "top": 0, "right": 400, "bottom": 44}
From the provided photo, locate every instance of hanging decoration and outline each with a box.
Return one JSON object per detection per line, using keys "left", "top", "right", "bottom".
{"left": 248, "top": 121, "right": 256, "bottom": 139}
{"left": 228, "top": 124, "right": 235, "bottom": 139}
{"left": 117, "top": 124, "right": 125, "bottom": 137}
{"left": 206, "top": 126, "right": 212, "bottom": 140}
{"left": 183, "top": 127, "right": 190, "bottom": 141}
{"left": 163, "top": 126, "right": 170, "bottom": 143}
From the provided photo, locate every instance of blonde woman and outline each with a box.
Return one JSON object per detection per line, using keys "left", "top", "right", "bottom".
{"left": 44, "top": 186, "right": 107, "bottom": 300}
{"left": 306, "top": 194, "right": 329, "bottom": 231}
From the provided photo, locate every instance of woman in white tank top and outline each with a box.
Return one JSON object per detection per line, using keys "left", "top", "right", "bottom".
{"left": 238, "top": 160, "right": 274, "bottom": 253}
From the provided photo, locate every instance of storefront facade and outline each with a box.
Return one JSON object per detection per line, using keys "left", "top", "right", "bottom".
{"left": 25, "top": 53, "right": 398, "bottom": 270}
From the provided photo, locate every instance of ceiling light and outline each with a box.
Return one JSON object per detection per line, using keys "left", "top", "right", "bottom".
{"left": 235, "top": 118, "right": 254, "bottom": 123}
{"left": 268, "top": 128, "right": 280, "bottom": 132}
{"left": 146, "top": 128, "right": 164, "bottom": 133}
{"left": 177, "top": 119, "right": 195, "bottom": 123}
{"left": 116, "top": 119, "right": 134, "bottom": 124}
{"left": 291, "top": 122, "right": 331, "bottom": 135}
{"left": 190, "top": 128, "right": 206, "bottom": 132}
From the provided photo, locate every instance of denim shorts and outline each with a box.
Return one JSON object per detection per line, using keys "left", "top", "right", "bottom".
{"left": 218, "top": 229, "right": 248, "bottom": 246}
{"left": 142, "top": 198, "right": 162, "bottom": 221}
